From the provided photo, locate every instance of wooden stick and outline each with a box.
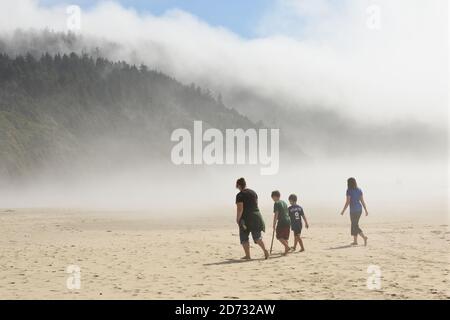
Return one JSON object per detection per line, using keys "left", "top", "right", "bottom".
{"left": 269, "top": 227, "right": 275, "bottom": 254}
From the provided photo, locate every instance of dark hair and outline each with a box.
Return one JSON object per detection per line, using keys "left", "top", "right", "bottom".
{"left": 271, "top": 190, "right": 280, "bottom": 198}
{"left": 288, "top": 194, "right": 297, "bottom": 202}
{"left": 236, "top": 177, "right": 246, "bottom": 189}
{"left": 347, "top": 177, "right": 357, "bottom": 189}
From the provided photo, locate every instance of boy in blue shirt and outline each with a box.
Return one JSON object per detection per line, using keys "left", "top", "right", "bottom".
{"left": 288, "top": 194, "right": 309, "bottom": 252}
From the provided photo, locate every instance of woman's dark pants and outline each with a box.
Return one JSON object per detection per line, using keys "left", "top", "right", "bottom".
{"left": 350, "top": 211, "right": 363, "bottom": 236}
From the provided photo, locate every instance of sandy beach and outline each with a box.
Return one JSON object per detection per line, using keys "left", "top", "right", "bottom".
{"left": 0, "top": 208, "right": 448, "bottom": 300}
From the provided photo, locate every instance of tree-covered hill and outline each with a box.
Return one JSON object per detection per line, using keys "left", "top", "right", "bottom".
{"left": 0, "top": 52, "right": 262, "bottom": 181}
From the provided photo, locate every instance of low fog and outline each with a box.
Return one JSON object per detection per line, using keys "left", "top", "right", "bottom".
{"left": 0, "top": 0, "right": 448, "bottom": 222}
{"left": 1, "top": 158, "right": 448, "bottom": 223}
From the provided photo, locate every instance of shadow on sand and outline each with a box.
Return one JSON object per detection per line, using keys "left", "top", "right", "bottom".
{"left": 327, "top": 244, "right": 358, "bottom": 250}
{"left": 203, "top": 253, "right": 285, "bottom": 266}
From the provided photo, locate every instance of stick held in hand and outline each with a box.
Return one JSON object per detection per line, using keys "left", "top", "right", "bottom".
{"left": 269, "top": 228, "right": 275, "bottom": 254}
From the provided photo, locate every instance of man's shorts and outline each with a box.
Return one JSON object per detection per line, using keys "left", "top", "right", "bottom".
{"left": 292, "top": 224, "right": 302, "bottom": 236}
{"left": 239, "top": 228, "right": 262, "bottom": 244}
{"left": 276, "top": 226, "right": 290, "bottom": 240}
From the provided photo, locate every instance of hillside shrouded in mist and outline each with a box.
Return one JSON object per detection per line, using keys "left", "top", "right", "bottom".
{"left": 0, "top": 30, "right": 447, "bottom": 217}
{"left": 0, "top": 31, "right": 445, "bottom": 163}
{"left": 0, "top": 49, "right": 266, "bottom": 182}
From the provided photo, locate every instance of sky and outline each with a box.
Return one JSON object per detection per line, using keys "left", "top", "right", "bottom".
{"left": 0, "top": 0, "right": 448, "bottom": 125}
{"left": 39, "top": 0, "right": 274, "bottom": 38}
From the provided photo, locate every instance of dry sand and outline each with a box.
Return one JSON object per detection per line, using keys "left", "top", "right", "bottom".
{"left": 0, "top": 208, "right": 448, "bottom": 299}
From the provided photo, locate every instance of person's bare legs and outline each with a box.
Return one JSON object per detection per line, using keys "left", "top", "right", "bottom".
{"left": 352, "top": 235, "right": 358, "bottom": 245}
{"left": 359, "top": 232, "right": 368, "bottom": 246}
{"left": 256, "top": 239, "right": 269, "bottom": 259}
{"left": 292, "top": 236, "right": 298, "bottom": 251}
{"left": 278, "top": 239, "right": 290, "bottom": 255}
{"left": 241, "top": 241, "right": 251, "bottom": 259}
{"left": 298, "top": 236, "right": 305, "bottom": 252}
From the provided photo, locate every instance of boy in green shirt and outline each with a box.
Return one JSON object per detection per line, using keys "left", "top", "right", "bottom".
{"left": 271, "top": 190, "right": 291, "bottom": 255}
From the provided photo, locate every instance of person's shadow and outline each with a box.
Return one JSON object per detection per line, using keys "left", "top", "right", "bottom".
{"left": 203, "top": 259, "right": 252, "bottom": 266}
{"left": 203, "top": 254, "right": 285, "bottom": 266}
{"left": 327, "top": 244, "right": 357, "bottom": 250}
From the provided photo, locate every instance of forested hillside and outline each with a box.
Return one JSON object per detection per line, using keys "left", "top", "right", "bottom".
{"left": 0, "top": 53, "right": 261, "bottom": 180}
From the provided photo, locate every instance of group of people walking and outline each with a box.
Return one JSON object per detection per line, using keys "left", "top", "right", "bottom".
{"left": 234, "top": 177, "right": 369, "bottom": 260}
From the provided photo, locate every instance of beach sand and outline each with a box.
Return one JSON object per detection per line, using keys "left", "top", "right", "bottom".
{"left": 0, "top": 208, "right": 448, "bottom": 300}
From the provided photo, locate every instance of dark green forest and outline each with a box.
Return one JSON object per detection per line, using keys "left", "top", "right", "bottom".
{"left": 0, "top": 52, "right": 259, "bottom": 181}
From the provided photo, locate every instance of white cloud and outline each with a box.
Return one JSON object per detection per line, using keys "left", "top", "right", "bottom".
{"left": 0, "top": 0, "right": 448, "bottom": 125}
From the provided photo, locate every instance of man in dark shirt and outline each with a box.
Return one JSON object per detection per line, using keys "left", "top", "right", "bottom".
{"left": 235, "top": 178, "right": 269, "bottom": 260}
